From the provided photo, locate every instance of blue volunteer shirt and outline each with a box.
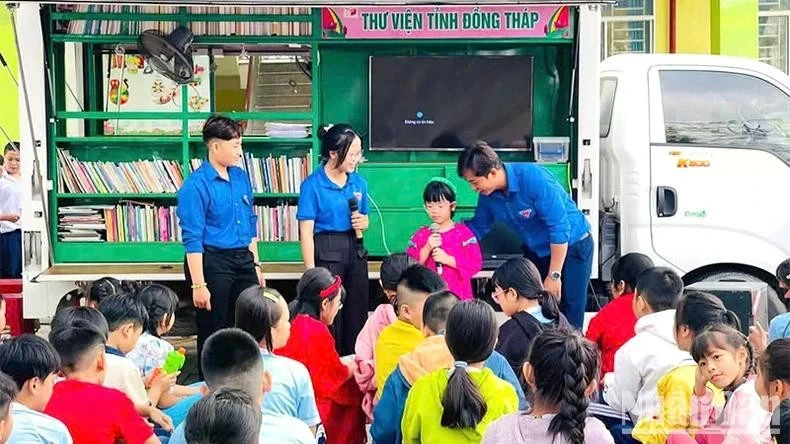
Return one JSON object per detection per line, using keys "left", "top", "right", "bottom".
{"left": 467, "top": 163, "right": 590, "bottom": 258}
{"left": 177, "top": 161, "right": 257, "bottom": 254}
{"left": 297, "top": 166, "right": 369, "bottom": 233}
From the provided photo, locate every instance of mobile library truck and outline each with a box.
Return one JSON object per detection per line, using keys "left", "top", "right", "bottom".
{"left": 9, "top": 1, "right": 789, "bottom": 324}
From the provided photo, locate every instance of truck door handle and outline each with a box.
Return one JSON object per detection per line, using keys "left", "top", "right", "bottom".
{"left": 656, "top": 186, "right": 677, "bottom": 218}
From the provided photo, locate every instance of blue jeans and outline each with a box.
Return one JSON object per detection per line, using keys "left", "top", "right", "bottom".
{"left": 523, "top": 234, "right": 594, "bottom": 329}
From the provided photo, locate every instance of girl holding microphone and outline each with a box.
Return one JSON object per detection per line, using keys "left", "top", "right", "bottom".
{"left": 297, "top": 124, "right": 369, "bottom": 356}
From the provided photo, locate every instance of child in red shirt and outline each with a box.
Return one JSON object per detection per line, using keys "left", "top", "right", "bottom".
{"left": 275, "top": 267, "right": 365, "bottom": 444}
{"left": 45, "top": 307, "right": 160, "bottom": 444}
{"left": 585, "top": 252, "right": 654, "bottom": 376}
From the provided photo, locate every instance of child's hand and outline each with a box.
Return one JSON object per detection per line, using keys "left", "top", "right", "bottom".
{"left": 147, "top": 407, "right": 173, "bottom": 432}
{"left": 748, "top": 322, "right": 768, "bottom": 354}
{"left": 151, "top": 370, "right": 179, "bottom": 393}
{"left": 432, "top": 248, "right": 452, "bottom": 266}
{"left": 694, "top": 365, "right": 711, "bottom": 396}
{"left": 427, "top": 232, "right": 442, "bottom": 250}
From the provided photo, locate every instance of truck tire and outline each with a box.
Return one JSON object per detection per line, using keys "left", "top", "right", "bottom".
{"left": 695, "top": 270, "right": 787, "bottom": 323}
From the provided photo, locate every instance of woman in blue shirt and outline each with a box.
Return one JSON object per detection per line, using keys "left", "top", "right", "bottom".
{"left": 457, "top": 141, "right": 593, "bottom": 329}
{"left": 297, "top": 124, "right": 369, "bottom": 355}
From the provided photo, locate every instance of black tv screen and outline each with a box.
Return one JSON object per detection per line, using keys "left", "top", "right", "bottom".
{"left": 369, "top": 56, "right": 533, "bottom": 151}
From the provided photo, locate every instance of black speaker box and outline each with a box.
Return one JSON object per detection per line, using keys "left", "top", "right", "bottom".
{"left": 684, "top": 281, "right": 769, "bottom": 336}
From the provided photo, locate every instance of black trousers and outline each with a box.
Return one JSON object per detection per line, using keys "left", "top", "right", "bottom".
{"left": 184, "top": 246, "right": 258, "bottom": 377}
{"left": 314, "top": 231, "right": 369, "bottom": 356}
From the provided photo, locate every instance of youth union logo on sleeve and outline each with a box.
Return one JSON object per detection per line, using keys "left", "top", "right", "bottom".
{"left": 519, "top": 208, "right": 533, "bottom": 219}
{"left": 354, "top": 191, "right": 363, "bottom": 202}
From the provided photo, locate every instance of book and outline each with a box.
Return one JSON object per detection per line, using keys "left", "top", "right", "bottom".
{"left": 57, "top": 148, "right": 184, "bottom": 194}
{"left": 58, "top": 203, "right": 181, "bottom": 243}
{"left": 255, "top": 204, "right": 298, "bottom": 242}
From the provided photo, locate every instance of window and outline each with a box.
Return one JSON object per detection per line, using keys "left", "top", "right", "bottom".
{"left": 600, "top": 77, "right": 617, "bottom": 137}
{"left": 659, "top": 70, "right": 790, "bottom": 161}
{"left": 601, "top": 0, "right": 654, "bottom": 59}
{"left": 759, "top": 0, "right": 790, "bottom": 73}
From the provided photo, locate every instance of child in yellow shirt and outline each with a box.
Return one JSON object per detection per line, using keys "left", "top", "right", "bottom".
{"left": 633, "top": 291, "right": 737, "bottom": 443}
{"left": 401, "top": 300, "right": 518, "bottom": 443}
{"left": 374, "top": 264, "right": 445, "bottom": 391}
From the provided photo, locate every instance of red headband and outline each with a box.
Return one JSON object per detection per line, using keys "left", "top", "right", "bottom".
{"left": 319, "top": 275, "right": 343, "bottom": 299}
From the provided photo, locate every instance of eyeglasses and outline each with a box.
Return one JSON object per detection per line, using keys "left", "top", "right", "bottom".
{"left": 491, "top": 288, "right": 504, "bottom": 302}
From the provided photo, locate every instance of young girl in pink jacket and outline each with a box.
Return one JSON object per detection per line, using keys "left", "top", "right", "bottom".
{"left": 353, "top": 253, "right": 417, "bottom": 421}
{"left": 406, "top": 178, "right": 482, "bottom": 300}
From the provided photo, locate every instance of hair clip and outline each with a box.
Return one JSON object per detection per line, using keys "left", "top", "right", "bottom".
{"left": 262, "top": 290, "right": 279, "bottom": 303}
{"left": 319, "top": 275, "right": 343, "bottom": 299}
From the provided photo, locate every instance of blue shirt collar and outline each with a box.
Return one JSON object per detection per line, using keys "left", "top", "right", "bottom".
{"left": 200, "top": 160, "right": 230, "bottom": 182}
{"left": 317, "top": 164, "right": 355, "bottom": 189}
{"left": 503, "top": 163, "right": 520, "bottom": 194}
{"left": 105, "top": 345, "right": 125, "bottom": 357}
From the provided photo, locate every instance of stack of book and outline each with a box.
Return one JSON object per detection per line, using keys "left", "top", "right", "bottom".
{"left": 57, "top": 149, "right": 184, "bottom": 194}
{"left": 262, "top": 122, "right": 312, "bottom": 139}
{"left": 58, "top": 203, "right": 181, "bottom": 243}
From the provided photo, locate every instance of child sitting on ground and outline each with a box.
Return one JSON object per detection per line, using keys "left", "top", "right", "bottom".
{"left": 354, "top": 253, "right": 416, "bottom": 421}
{"left": 372, "top": 290, "right": 526, "bottom": 444}
{"left": 483, "top": 328, "right": 614, "bottom": 444}
{"left": 44, "top": 307, "right": 161, "bottom": 443}
{"left": 169, "top": 328, "right": 314, "bottom": 444}
{"left": 406, "top": 178, "right": 482, "bottom": 300}
{"left": 235, "top": 286, "right": 322, "bottom": 434}
{"left": 667, "top": 324, "right": 771, "bottom": 443}
{"left": 492, "top": 257, "right": 570, "bottom": 380}
{"left": 603, "top": 267, "right": 689, "bottom": 425}
{"left": 402, "top": 299, "right": 519, "bottom": 443}
{"left": 586, "top": 253, "right": 654, "bottom": 376}
{"left": 0, "top": 335, "right": 72, "bottom": 443}
{"left": 275, "top": 267, "right": 366, "bottom": 444}
{"left": 375, "top": 264, "right": 446, "bottom": 392}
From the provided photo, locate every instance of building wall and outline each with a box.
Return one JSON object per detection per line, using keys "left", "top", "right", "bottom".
{"left": 0, "top": 3, "right": 19, "bottom": 142}
{"left": 604, "top": 0, "right": 760, "bottom": 62}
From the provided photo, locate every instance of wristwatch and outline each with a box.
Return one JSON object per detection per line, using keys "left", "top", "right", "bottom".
{"left": 549, "top": 271, "right": 562, "bottom": 281}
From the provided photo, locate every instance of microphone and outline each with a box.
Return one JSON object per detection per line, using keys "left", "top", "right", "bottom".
{"left": 430, "top": 223, "right": 443, "bottom": 275}
{"left": 348, "top": 197, "right": 363, "bottom": 244}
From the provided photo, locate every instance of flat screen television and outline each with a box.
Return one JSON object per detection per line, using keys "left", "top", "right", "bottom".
{"left": 369, "top": 55, "right": 534, "bottom": 151}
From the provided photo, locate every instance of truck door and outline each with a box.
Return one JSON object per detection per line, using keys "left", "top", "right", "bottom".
{"left": 647, "top": 66, "right": 790, "bottom": 273}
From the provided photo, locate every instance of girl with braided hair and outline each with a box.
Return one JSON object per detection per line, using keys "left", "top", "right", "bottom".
{"left": 666, "top": 324, "right": 772, "bottom": 443}
{"left": 484, "top": 327, "right": 613, "bottom": 444}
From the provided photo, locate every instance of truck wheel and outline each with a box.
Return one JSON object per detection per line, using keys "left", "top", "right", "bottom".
{"left": 695, "top": 270, "right": 787, "bottom": 322}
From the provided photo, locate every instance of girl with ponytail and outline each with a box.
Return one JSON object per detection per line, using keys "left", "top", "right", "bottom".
{"left": 633, "top": 292, "right": 741, "bottom": 444}
{"left": 491, "top": 257, "right": 570, "bottom": 379}
{"left": 484, "top": 328, "right": 614, "bottom": 444}
{"left": 275, "top": 267, "right": 366, "bottom": 443}
{"left": 402, "top": 300, "right": 518, "bottom": 443}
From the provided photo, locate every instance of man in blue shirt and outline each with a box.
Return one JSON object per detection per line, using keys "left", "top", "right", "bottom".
{"left": 177, "top": 115, "right": 264, "bottom": 376}
{"left": 457, "top": 141, "right": 593, "bottom": 328}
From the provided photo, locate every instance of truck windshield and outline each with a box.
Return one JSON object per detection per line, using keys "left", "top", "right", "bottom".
{"left": 660, "top": 70, "right": 790, "bottom": 163}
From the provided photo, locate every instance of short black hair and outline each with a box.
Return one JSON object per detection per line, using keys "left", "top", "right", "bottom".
{"left": 635, "top": 267, "right": 683, "bottom": 312}
{"left": 398, "top": 264, "right": 447, "bottom": 295}
{"left": 4, "top": 142, "right": 18, "bottom": 155}
{"left": 49, "top": 319, "right": 107, "bottom": 373}
{"left": 0, "top": 334, "right": 61, "bottom": 390}
{"left": 137, "top": 284, "right": 179, "bottom": 337}
{"left": 611, "top": 253, "right": 654, "bottom": 293}
{"left": 49, "top": 306, "right": 109, "bottom": 343}
{"left": 422, "top": 290, "right": 459, "bottom": 334}
{"left": 0, "top": 371, "right": 18, "bottom": 420}
{"left": 456, "top": 141, "right": 503, "bottom": 177}
{"left": 184, "top": 387, "right": 261, "bottom": 444}
{"left": 87, "top": 277, "right": 139, "bottom": 306}
{"left": 202, "top": 329, "right": 264, "bottom": 400}
{"left": 98, "top": 293, "right": 149, "bottom": 332}
{"left": 202, "top": 115, "right": 242, "bottom": 144}
{"left": 380, "top": 253, "right": 418, "bottom": 292}
{"left": 777, "top": 258, "right": 790, "bottom": 287}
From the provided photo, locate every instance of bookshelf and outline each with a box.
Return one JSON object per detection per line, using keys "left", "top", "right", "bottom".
{"left": 46, "top": 4, "right": 322, "bottom": 264}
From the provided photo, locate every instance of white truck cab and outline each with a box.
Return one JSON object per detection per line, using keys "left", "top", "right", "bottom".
{"left": 600, "top": 53, "right": 790, "bottom": 318}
